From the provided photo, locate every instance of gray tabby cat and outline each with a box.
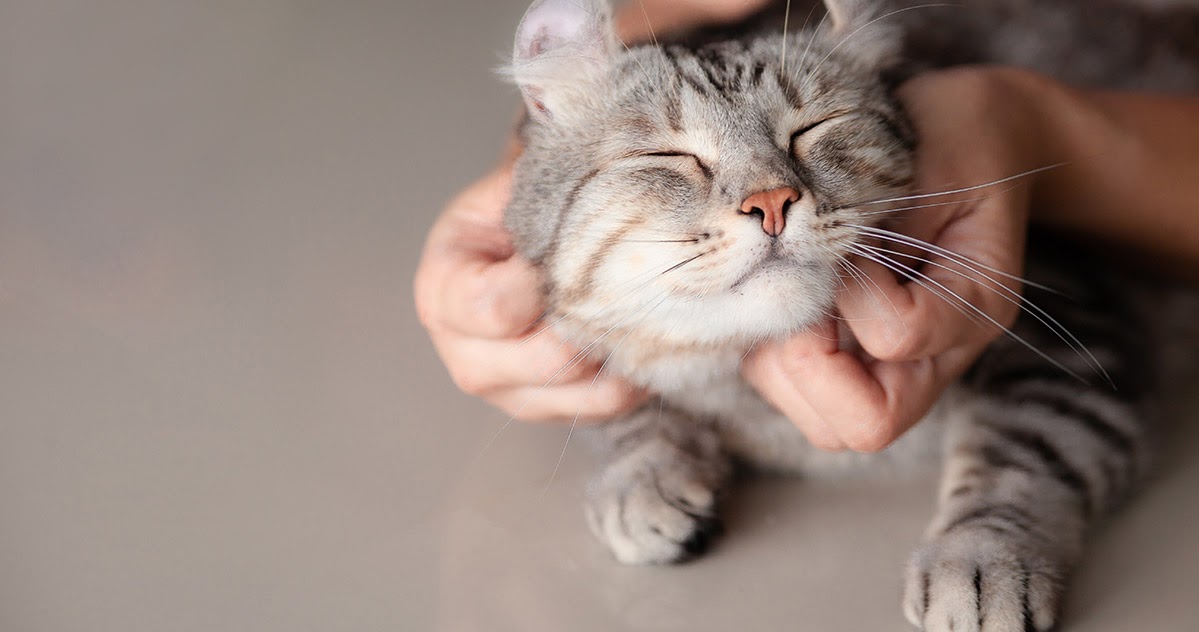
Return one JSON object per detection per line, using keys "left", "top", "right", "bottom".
{"left": 501, "top": 0, "right": 1197, "bottom": 630}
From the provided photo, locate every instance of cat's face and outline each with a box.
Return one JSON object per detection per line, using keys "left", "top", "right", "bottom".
{"left": 505, "top": 0, "right": 913, "bottom": 348}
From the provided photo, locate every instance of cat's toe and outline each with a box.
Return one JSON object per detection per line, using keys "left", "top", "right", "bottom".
{"left": 585, "top": 467, "right": 721, "bottom": 565}
{"left": 903, "top": 528, "right": 1064, "bottom": 632}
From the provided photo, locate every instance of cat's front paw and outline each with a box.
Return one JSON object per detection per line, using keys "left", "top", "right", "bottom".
{"left": 903, "top": 528, "right": 1066, "bottom": 632}
{"left": 584, "top": 455, "right": 722, "bottom": 565}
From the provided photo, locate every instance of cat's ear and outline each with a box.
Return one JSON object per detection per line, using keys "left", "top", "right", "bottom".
{"left": 508, "top": 0, "right": 615, "bottom": 122}
{"left": 820, "top": 0, "right": 904, "bottom": 70}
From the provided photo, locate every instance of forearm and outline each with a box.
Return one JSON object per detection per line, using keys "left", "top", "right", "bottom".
{"left": 1013, "top": 69, "right": 1199, "bottom": 271}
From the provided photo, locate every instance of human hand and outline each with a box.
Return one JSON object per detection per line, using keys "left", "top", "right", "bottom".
{"left": 414, "top": 160, "right": 648, "bottom": 423}
{"left": 744, "top": 68, "right": 1048, "bottom": 452}
{"left": 415, "top": 0, "right": 779, "bottom": 424}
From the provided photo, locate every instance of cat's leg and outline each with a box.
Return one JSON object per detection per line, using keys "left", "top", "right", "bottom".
{"left": 585, "top": 400, "right": 732, "bottom": 565}
{"left": 903, "top": 379, "right": 1153, "bottom": 631}
{"left": 902, "top": 245, "right": 1159, "bottom": 632}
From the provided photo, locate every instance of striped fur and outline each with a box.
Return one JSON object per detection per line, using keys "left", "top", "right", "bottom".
{"left": 501, "top": 1, "right": 1197, "bottom": 630}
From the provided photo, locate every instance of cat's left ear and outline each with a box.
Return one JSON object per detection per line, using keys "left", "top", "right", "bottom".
{"left": 820, "top": 0, "right": 904, "bottom": 70}
{"left": 508, "top": 0, "right": 616, "bottom": 122}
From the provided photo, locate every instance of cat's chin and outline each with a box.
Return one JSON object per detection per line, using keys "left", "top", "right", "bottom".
{"left": 653, "top": 261, "right": 837, "bottom": 347}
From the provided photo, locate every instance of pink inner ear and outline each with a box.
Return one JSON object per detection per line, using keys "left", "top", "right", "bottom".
{"left": 517, "top": 0, "right": 596, "bottom": 61}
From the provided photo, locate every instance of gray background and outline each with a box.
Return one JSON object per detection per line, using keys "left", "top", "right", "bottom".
{"left": 2, "top": 1, "right": 1196, "bottom": 631}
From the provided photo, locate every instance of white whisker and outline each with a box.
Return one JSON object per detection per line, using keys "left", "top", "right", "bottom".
{"left": 636, "top": 0, "right": 659, "bottom": 48}
{"left": 544, "top": 291, "right": 675, "bottom": 493}
{"left": 780, "top": 0, "right": 793, "bottom": 73}
{"left": 848, "top": 244, "right": 1088, "bottom": 383}
{"left": 858, "top": 242, "right": 1109, "bottom": 381}
{"left": 793, "top": 10, "right": 829, "bottom": 83}
{"left": 850, "top": 224, "right": 1059, "bottom": 294}
{"left": 799, "top": 3, "right": 958, "bottom": 92}
{"left": 481, "top": 251, "right": 707, "bottom": 457}
{"left": 857, "top": 184, "right": 1020, "bottom": 217}
{"left": 843, "top": 163, "right": 1066, "bottom": 209}
{"left": 835, "top": 252, "right": 905, "bottom": 336}
{"left": 516, "top": 248, "right": 706, "bottom": 348}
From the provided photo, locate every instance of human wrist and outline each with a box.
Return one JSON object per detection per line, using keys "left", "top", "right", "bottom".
{"left": 990, "top": 68, "right": 1142, "bottom": 229}
{"left": 965, "top": 66, "right": 1061, "bottom": 183}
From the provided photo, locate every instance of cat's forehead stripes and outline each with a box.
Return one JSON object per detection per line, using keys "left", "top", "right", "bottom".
{"left": 656, "top": 44, "right": 775, "bottom": 102}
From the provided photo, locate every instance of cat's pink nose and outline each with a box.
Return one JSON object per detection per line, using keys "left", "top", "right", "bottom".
{"left": 739, "top": 187, "right": 800, "bottom": 237}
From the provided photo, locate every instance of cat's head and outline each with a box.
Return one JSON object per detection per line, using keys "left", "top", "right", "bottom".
{"left": 504, "top": 0, "right": 914, "bottom": 348}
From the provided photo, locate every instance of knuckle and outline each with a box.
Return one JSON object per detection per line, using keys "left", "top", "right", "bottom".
{"left": 589, "top": 382, "right": 640, "bottom": 417}
{"left": 473, "top": 291, "right": 526, "bottom": 338}
{"left": 994, "top": 299, "right": 1021, "bottom": 330}
{"left": 845, "top": 419, "right": 897, "bottom": 453}
{"left": 499, "top": 402, "right": 537, "bottom": 422}
{"left": 475, "top": 290, "right": 506, "bottom": 327}
{"left": 413, "top": 271, "right": 438, "bottom": 330}
{"left": 536, "top": 353, "right": 591, "bottom": 385}
{"left": 809, "top": 435, "right": 847, "bottom": 453}
{"left": 865, "top": 327, "right": 926, "bottom": 362}
{"left": 448, "top": 366, "right": 491, "bottom": 396}
{"left": 508, "top": 400, "right": 566, "bottom": 423}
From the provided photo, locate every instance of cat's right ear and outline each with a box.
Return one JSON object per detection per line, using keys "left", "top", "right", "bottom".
{"left": 820, "top": 0, "right": 903, "bottom": 70}
{"left": 508, "top": 0, "right": 615, "bottom": 123}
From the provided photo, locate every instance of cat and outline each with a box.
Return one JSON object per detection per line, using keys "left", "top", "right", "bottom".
{"left": 499, "top": 1, "right": 1197, "bottom": 630}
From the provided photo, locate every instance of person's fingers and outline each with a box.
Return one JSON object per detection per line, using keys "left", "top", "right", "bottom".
{"left": 767, "top": 320, "right": 939, "bottom": 452}
{"left": 415, "top": 167, "right": 546, "bottom": 339}
{"left": 743, "top": 338, "right": 847, "bottom": 451}
{"left": 491, "top": 378, "right": 651, "bottom": 423}
{"left": 779, "top": 340, "right": 935, "bottom": 453}
{"left": 436, "top": 254, "right": 546, "bottom": 339}
{"left": 841, "top": 213, "right": 1025, "bottom": 362}
{"left": 434, "top": 331, "right": 601, "bottom": 397}
{"left": 746, "top": 321, "right": 987, "bottom": 452}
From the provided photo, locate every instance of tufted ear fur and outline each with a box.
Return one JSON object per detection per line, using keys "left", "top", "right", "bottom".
{"left": 508, "top": 0, "right": 615, "bottom": 122}
{"left": 820, "top": 0, "right": 905, "bottom": 70}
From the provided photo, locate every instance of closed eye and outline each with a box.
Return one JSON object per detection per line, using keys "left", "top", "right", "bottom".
{"left": 789, "top": 114, "right": 850, "bottom": 152}
{"left": 635, "top": 150, "right": 713, "bottom": 179}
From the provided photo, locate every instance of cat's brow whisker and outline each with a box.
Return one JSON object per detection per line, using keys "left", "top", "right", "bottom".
{"left": 842, "top": 163, "right": 1067, "bottom": 209}
{"left": 780, "top": 0, "right": 794, "bottom": 72}
{"left": 799, "top": 3, "right": 959, "bottom": 92}
{"left": 858, "top": 243, "right": 1110, "bottom": 382}
{"left": 618, "top": 38, "right": 654, "bottom": 84}
{"left": 849, "top": 244, "right": 1089, "bottom": 383}
{"left": 636, "top": 0, "right": 659, "bottom": 48}
{"left": 792, "top": 10, "right": 830, "bottom": 83}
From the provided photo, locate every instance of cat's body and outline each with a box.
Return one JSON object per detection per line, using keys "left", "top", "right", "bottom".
{"left": 501, "top": 1, "right": 1196, "bottom": 629}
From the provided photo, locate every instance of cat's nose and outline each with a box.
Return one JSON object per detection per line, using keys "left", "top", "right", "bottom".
{"left": 739, "top": 187, "right": 800, "bottom": 237}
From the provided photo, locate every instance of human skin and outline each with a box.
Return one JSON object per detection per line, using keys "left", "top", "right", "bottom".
{"left": 743, "top": 67, "right": 1199, "bottom": 452}
{"left": 414, "top": 5, "right": 1199, "bottom": 442}
{"left": 413, "top": 0, "right": 770, "bottom": 423}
